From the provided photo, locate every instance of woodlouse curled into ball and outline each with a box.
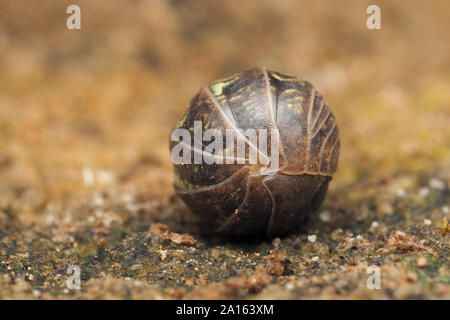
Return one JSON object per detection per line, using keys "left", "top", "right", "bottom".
{"left": 170, "top": 67, "right": 340, "bottom": 237}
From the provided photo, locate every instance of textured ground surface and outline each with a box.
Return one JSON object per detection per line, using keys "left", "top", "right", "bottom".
{"left": 0, "top": 0, "right": 449, "bottom": 299}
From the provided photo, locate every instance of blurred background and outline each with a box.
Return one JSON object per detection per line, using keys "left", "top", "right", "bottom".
{"left": 0, "top": 0, "right": 449, "bottom": 223}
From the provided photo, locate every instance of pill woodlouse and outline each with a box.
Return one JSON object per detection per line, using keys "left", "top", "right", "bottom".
{"left": 170, "top": 67, "right": 340, "bottom": 237}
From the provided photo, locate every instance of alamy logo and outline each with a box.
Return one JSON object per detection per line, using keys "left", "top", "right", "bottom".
{"left": 66, "top": 5, "right": 81, "bottom": 30}
{"left": 66, "top": 265, "right": 81, "bottom": 290}
{"left": 366, "top": 5, "right": 381, "bottom": 30}
{"left": 366, "top": 265, "right": 381, "bottom": 289}
{"left": 171, "top": 121, "right": 281, "bottom": 173}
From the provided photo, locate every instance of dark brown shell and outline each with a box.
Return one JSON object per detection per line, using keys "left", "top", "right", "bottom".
{"left": 170, "top": 67, "right": 340, "bottom": 237}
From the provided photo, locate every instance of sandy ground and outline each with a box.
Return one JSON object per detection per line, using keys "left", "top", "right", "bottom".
{"left": 0, "top": 0, "right": 449, "bottom": 299}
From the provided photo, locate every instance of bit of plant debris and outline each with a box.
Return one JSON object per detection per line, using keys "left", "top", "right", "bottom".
{"left": 149, "top": 223, "right": 197, "bottom": 246}
{"left": 386, "top": 231, "right": 433, "bottom": 254}
{"left": 265, "top": 253, "right": 289, "bottom": 276}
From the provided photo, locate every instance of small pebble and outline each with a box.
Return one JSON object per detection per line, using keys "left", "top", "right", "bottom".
{"left": 319, "top": 210, "right": 331, "bottom": 222}
{"left": 311, "top": 256, "right": 320, "bottom": 262}
{"left": 96, "top": 169, "right": 116, "bottom": 185}
{"left": 429, "top": 178, "right": 446, "bottom": 190}
{"left": 272, "top": 237, "right": 281, "bottom": 249}
{"left": 419, "top": 187, "right": 430, "bottom": 198}
{"left": 159, "top": 250, "right": 168, "bottom": 261}
{"left": 378, "top": 202, "right": 394, "bottom": 215}
{"left": 396, "top": 188, "right": 405, "bottom": 197}
{"left": 369, "top": 221, "right": 379, "bottom": 232}
{"left": 82, "top": 167, "right": 95, "bottom": 186}
{"left": 417, "top": 256, "right": 427, "bottom": 268}
{"left": 331, "top": 228, "right": 344, "bottom": 241}
{"left": 442, "top": 206, "right": 449, "bottom": 214}
{"left": 82, "top": 167, "right": 116, "bottom": 186}
{"left": 423, "top": 219, "right": 432, "bottom": 226}
{"left": 307, "top": 235, "right": 317, "bottom": 243}
{"left": 285, "top": 282, "right": 295, "bottom": 290}
{"left": 406, "top": 271, "right": 418, "bottom": 282}
{"left": 92, "top": 196, "right": 104, "bottom": 206}
{"left": 122, "top": 193, "right": 134, "bottom": 204}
